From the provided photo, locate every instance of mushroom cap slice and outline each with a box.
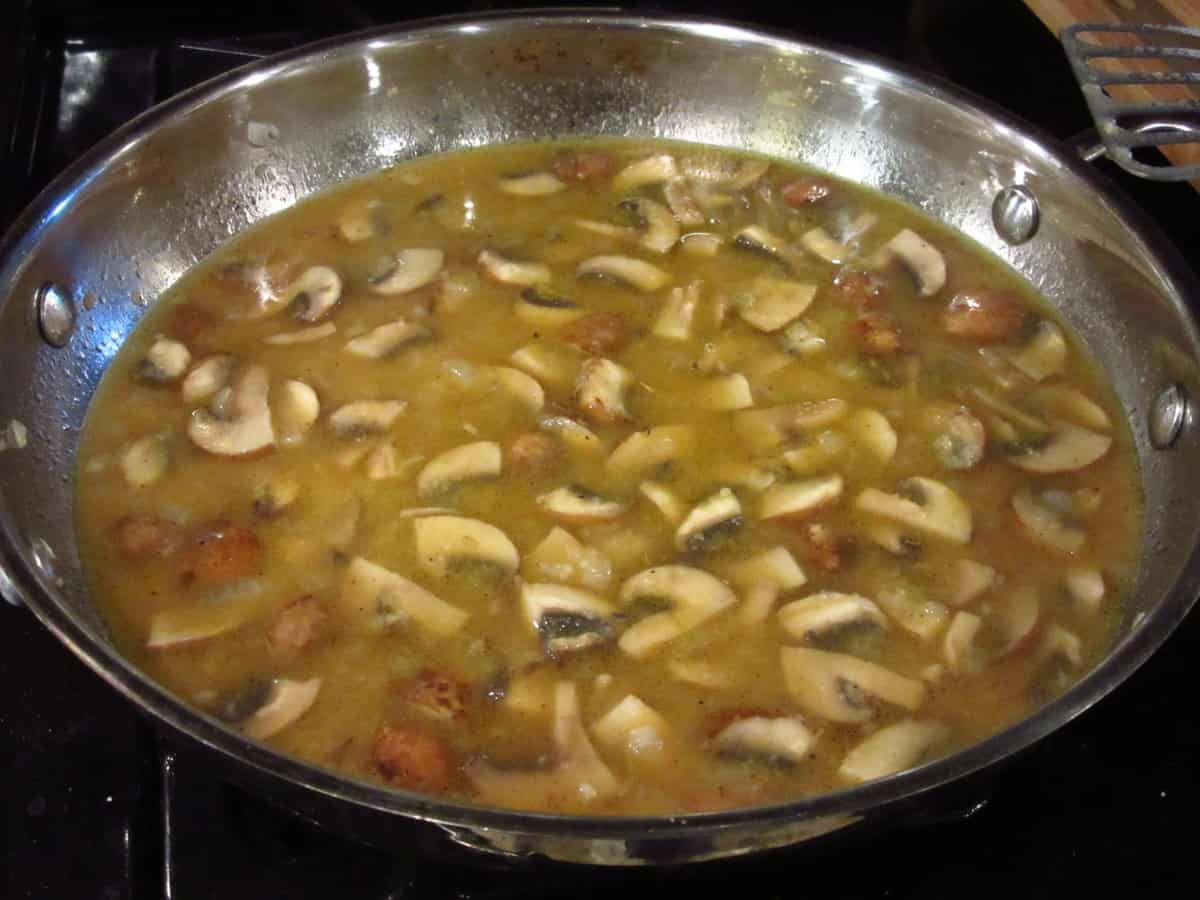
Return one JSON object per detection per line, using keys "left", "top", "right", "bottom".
{"left": 284, "top": 266, "right": 342, "bottom": 321}
{"left": 945, "top": 558, "right": 997, "bottom": 607}
{"left": 732, "top": 225, "right": 805, "bottom": 270}
{"left": 520, "top": 582, "right": 617, "bottom": 656}
{"left": 241, "top": 678, "right": 322, "bottom": 740}
{"left": 187, "top": 365, "right": 275, "bottom": 457}
{"left": 515, "top": 288, "right": 583, "bottom": 327}
{"left": 675, "top": 487, "right": 744, "bottom": 552}
{"left": 663, "top": 179, "right": 706, "bottom": 226}
{"left": 778, "top": 592, "right": 888, "bottom": 641}
{"left": 478, "top": 249, "right": 551, "bottom": 287}
{"left": 611, "top": 154, "right": 678, "bottom": 192}
{"left": 498, "top": 172, "right": 566, "bottom": 196}
{"left": 838, "top": 720, "right": 950, "bottom": 783}
{"left": 369, "top": 248, "right": 444, "bottom": 295}
{"left": 713, "top": 715, "right": 814, "bottom": 765}
{"left": 1006, "top": 425, "right": 1111, "bottom": 474}
{"left": 620, "top": 196, "right": 680, "bottom": 254}
{"left": 147, "top": 601, "right": 254, "bottom": 649}
{"left": 537, "top": 485, "right": 629, "bottom": 523}
{"left": 855, "top": 477, "right": 972, "bottom": 544}
{"left": 1012, "top": 485, "right": 1085, "bottom": 553}
{"left": 618, "top": 565, "right": 737, "bottom": 658}
{"left": 733, "top": 399, "right": 848, "bottom": 452}
{"left": 640, "top": 480, "right": 686, "bottom": 524}
{"left": 606, "top": 425, "right": 695, "bottom": 478}
{"left": 275, "top": 379, "right": 320, "bottom": 444}
{"left": 780, "top": 646, "right": 927, "bottom": 723}
{"left": 417, "top": 441, "right": 502, "bottom": 498}
{"left": 489, "top": 366, "right": 545, "bottom": 414}
{"left": 846, "top": 408, "right": 898, "bottom": 463}
{"left": 800, "top": 227, "right": 848, "bottom": 264}
{"left": 577, "top": 255, "right": 671, "bottom": 292}
{"left": 884, "top": 229, "right": 946, "bottom": 297}
{"left": 735, "top": 277, "right": 817, "bottom": 333}
{"left": 263, "top": 322, "right": 338, "bottom": 345}
{"left": 181, "top": 355, "right": 236, "bottom": 404}
{"left": 591, "top": 695, "right": 670, "bottom": 761}
{"left": 522, "top": 526, "right": 613, "bottom": 591}
{"left": 576, "top": 357, "right": 634, "bottom": 424}
{"left": 344, "top": 319, "right": 432, "bottom": 359}
{"left": 328, "top": 400, "right": 406, "bottom": 437}
{"left": 992, "top": 587, "right": 1041, "bottom": 658}
{"left": 413, "top": 516, "right": 519, "bottom": 578}
{"left": 875, "top": 584, "right": 950, "bottom": 642}
{"left": 339, "top": 555, "right": 468, "bottom": 636}
{"left": 760, "top": 476, "right": 844, "bottom": 521}
{"left": 538, "top": 415, "right": 603, "bottom": 456}
{"left": 140, "top": 335, "right": 191, "bottom": 382}
{"left": 1031, "top": 385, "right": 1111, "bottom": 431}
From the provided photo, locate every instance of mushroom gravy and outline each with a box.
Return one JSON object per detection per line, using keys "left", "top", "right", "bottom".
{"left": 75, "top": 140, "right": 1140, "bottom": 814}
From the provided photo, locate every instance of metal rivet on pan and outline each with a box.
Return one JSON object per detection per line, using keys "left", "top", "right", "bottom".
{"left": 35, "top": 282, "right": 76, "bottom": 347}
{"left": 992, "top": 185, "right": 1040, "bottom": 245}
{"left": 29, "top": 537, "right": 62, "bottom": 587}
{"left": 1149, "top": 383, "right": 1188, "bottom": 449}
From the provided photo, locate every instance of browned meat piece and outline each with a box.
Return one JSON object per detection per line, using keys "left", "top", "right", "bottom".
{"left": 800, "top": 523, "right": 846, "bottom": 574}
{"left": 852, "top": 312, "right": 904, "bottom": 355}
{"left": 178, "top": 520, "right": 262, "bottom": 586}
{"left": 560, "top": 312, "right": 633, "bottom": 356}
{"left": 397, "top": 669, "right": 473, "bottom": 722}
{"left": 113, "top": 514, "right": 182, "bottom": 560}
{"left": 167, "top": 303, "right": 214, "bottom": 343}
{"left": 780, "top": 175, "right": 833, "bottom": 207}
{"left": 830, "top": 268, "right": 888, "bottom": 309}
{"left": 266, "top": 595, "right": 329, "bottom": 659}
{"left": 508, "top": 432, "right": 563, "bottom": 477}
{"left": 551, "top": 150, "right": 618, "bottom": 185}
{"left": 941, "top": 289, "right": 1028, "bottom": 343}
{"left": 372, "top": 724, "right": 454, "bottom": 793}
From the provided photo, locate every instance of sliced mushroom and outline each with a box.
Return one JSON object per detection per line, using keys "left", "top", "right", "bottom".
{"left": 733, "top": 226, "right": 805, "bottom": 271}
{"left": 139, "top": 335, "right": 191, "bottom": 382}
{"left": 187, "top": 365, "right": 274, "bottom": 457}
{"left": 1066, "top": 566, "right": 1105, "bottom": 614}
{"left": 778, "top": 592, "right": 887, "bottom": 642}
{"left": 572, "top": 218, "right": 639, "bottom": 240}
{"left": 800, "top": 227, "right": 849, "bottom": 264}
{"left": 240, "top": 678, "right": 322, "bottom": 740}
{"left": 1012, "top": 486, "right": 1085, "bottom": 553}
{"left": 120, "top": 434, "right": 168, "bottom": 487}
{"left": 477, "top": 249, "right": 551, "bottom": 287}
{"left": 344, "top": 319, "right": 432, "bottom": 359}
{"left": 576, "top": 357, "right": 634, "bottom": 424}
{"left": 663, "top": 179, "right": 705, "bottom": 226}
{"left": 364, "top": 444, "right": 413, "bottom": 481}
{"left": 284, "top": 266, "right": 341, "bottom": 321}
{"left": 845, "top": 408, "right": 897, "bottom": 463}
{"left": 328, "top": 400, "right": 406, "bottom": 437}
{"left": 930, "top": 407, "right": 986, "bottom": 470}
{"left": 538, "top": 415, "right": 603, "bottom": 456}
{"left": 640, "top": 481, "right": 686, "bottom": 524}
{"left": 760, "top": 476, "right": 844, "bottom": 521}
{"left": 1036, "top": 624, "right": 1082, "bottom": 668}
{"left": 1010, "top": 321, "right": 1067, "bottom": 381}
{"left": 667, "top": 659, "right": 737, "bottom": 690}
{"left": 520, "top": 582, "right": 616, "bottom": 657}
{"left": 714, "top": 715, "right": 814, "bottom": 765}
{"left": 263, "top": 322, "right": 338, "bottom": 345}
{"left": 696, "top": 373, "right": 754, "bottom": 411}
{"left": 969, "top": 386, "right": 1049, "bottom": 436}
{"left": 537, "top": 485, "right": 629, "bottom": 523}
{"left": 684, "top": 154, "right": 770, "bottom": 188}
{"left": 369, "top": 248, "right": 444, "bottom": 295}
{"left": 1030, "top": 385, "right": 1111, "bottom": 431}
{"left": 252, "top": 477, "right": 299, "bottom": 517}
{"left": 855, "top": 477, "right": 972, "bottom": 544}
{"left": 147, "top": 601, "right": 254, "bottom": 649}
{"left": 181, "top": 355, "right": 236, "bottom": 404}
{"left": 591, "top": 694, "right": 670, "bottom": 763}
{"left": 1005, "top": 425, "right": 1111, "bottom": 473}
{"left": 679, "top": 232, "right": 723, "bottom": 257}
{"left": 606, "top": 425, "right": 694, "bottom": 477}
{"left": 778, "top": 319, "right": 826, "bottom": 357}
{"left": 515, "top": 288, "right": 583, "bottom": 327}
{"left": 577, "top": 255, "right": 671, "bottom": 292}
{"left": 498, "top": 171, "right": 566, "bottom": 196}
{"left": 618, "top": 565, "right": 737, "bottom": 658}
{"left": 339, "top": 555, "right": 469, "bottom": 635}
{"left": 675, "top": 488, "right": 743, "bottom": 552}
{"left": 875, "top": 584, "right": 950, "bottom": 642}
{"left": 861, "top": 519, "right": 921, "bottom": 558}
{"left": 417, "top": 441, "right": 502, "bottom": 498}
{"left": 727, "top": 546, "right": 808, "bottom": 598}
{"left": 275, "top": 379, "right": 319, "bottom": 444}
{"left": 510, "top": 343, "right": 581, "bottom": 391}
{"left": 413, "top": 516, "right": 519, "bottom": 578}
{"left": 733, "top": 399, "right": 848, "bottom": 452}
{"left": 611, "top": 154, "right": 678, "bottom": 192}
{"left": 993, "top": 587, "right": 1041, "bottom": 657}
{"left": 882, "top": 229, "right": 945, "bottom": 297}
{"left": 945, "top": 558, "right": 997, "bottom": 607}
{"left": 838, "top": 720, "right": 950, "bottom": 783}
{"left": 522, "top": 527, "right": 614, "bottom": 591}
{"left": 780, "top": 646, "right": 927, "bottom": 723}
{"left": 489, "top": 366, "right": 545, "bottom": 414}
{"left": 620, "top": 197, "right": 679, "bottom": 254}
{"left": 943, "top": 610, "right": 983, "bottom": 674}
{"left": 707, "top": 460, "right": 776, "bottom": 492}
{"left": 652, "top": 281, "right": 701, "bottom": 340}
{"left": 337, "top": 202, "right": 380, "bottom": 242}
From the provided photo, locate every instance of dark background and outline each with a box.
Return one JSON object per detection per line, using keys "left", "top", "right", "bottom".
{"left": 1, "top": 2, "right": 1196, "bottom": 898}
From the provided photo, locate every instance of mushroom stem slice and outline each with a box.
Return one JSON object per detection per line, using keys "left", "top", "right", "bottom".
{"left": 606, "top": 425, "right": 695, "bottom": 477}
{"left": 760, "top": 476, "right": 844, "bottom": 521}
{"left": 187, "top": 365, "right": 275, "bottom": 457}
{"left": 652, "top": 281, "right": 701, "bottom": 341}
{"left": 640, "top": 481, "right": 686, "bottom": 524}
{"left": 147, "top": 600, "right": 256, "bottom": 649}
{"left": 275, "top": 379, "right": 320, "bottom": 444}
{"left": 1031, "top": 385, "right": 1111, "bottom": 432}
{"left": 882, "top": 229, "right": 946, "bottom": 297}
{"left": 417, "top": 441, "right": 502, "bottom": 498}
{"left": 838, "top": 720, "right": 950, "bottom": 784}
{"left": 241, "top": 678, "right": 322, "bottom": 740}
{"left": 1009, "top": 321, "right": 1067, "bottom": 381}
{"left": 778, "top": 592, "right": 887, "bottom": 642}
{"left": 618, "top": 565, "right": 737, "bottom": 658}
{"left": 993, "top": 588, "right": 1041, "bottom": 658}
{"left": 328, "top": 400, "right": 406, "bottom": 437}
{"left": 675, "top": 487, "right": 744, "bottom": 552}
{"left": 284, "top": 266, "right": 342, "bottom": 321}
{"left": 537, "top": 485, "right": 629, "bottom": 523}
{"left": 520, "top": 583, "right": 616, "bottom": 657}
{"left": 498, "top": 172, "right": 566, "bottom": 196}
{"left": 139, "top": 335, "right": 192, "bottom": 382}
{"left": 1012, "top": 486, "right": 1085, "bottom": 553}
{"left": 576, "top": 357, "right": 634, "bottom": 425}
{"left": 780, "top": 646, "right": 927, "bottom": 723}
{"left": 339, "top": 555, "right": 468, "bottom": 636}
{"left": 413, "top": 516, "right": 520, "bottom": 578}
{"left": 1005, "top": 425, "right": 1111, "bottom": 474}
{"left": 727, "top": 546, "right": 808, "bottom": 595}
{"left": 478, "top": 249, "right": 551, "bottom": 287}
{"left": 855, "top": 477, "right": 972, "bottom": 544}
{"left": 591, "top": 695, "right": 670, "bottom": 763}
{"left": 846, "top": 408, "right": 898, "bottom": 463}
{"left": 369, "top": 248, "right": 444, "bottom": 295}
{"left": 734, "top": 277, "right": 817, "bottom": 333}
{"left": 344, "top": 319, "right": 433, "bottom": 359}
{"left": 800, "top": 227, "right": 848, "bottom": 264}
{"left": 714, "top": 716, "right": 814, "bottom": 765}
{"left": 577, "top": 255, "right": 671, "bottom": 292}
{"left": 696, "top": 373, "right": 754, "bottom": 411}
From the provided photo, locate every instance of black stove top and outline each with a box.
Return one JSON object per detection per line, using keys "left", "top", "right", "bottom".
{"left": 2, "top": 2, "right": 1196, "bottom": 897}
